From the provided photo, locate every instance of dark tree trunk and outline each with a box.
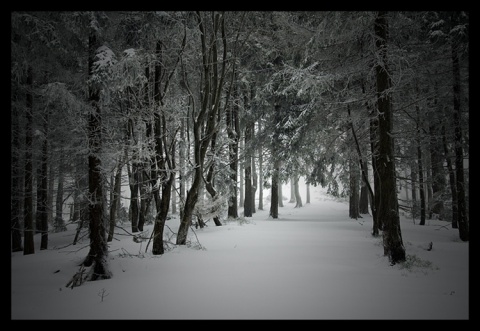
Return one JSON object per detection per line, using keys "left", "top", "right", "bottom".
{"left": 130, "top": 160, "right": 140, "bottom": 233}
{"left": 35, "top": 166, "right": 43, "bottom": 234}
{"left": 442, "top": 125, "right": 458, "bottom": 228}
{"left": 205, "top": 129, "right": 222, "bottom": 226}
{"left": 138, "top": 168, "right": 149, "bottom": 232}
{"left": 374, "top": 11, "right": 405, "bottom": 264}
{"left": 81, "top": 23, "right": 110, "bottom": 281}
{"left": 369, "top": 102, "right": 381, "bottom": 235}
{"left": 349, "top": 159, "right": 359, "bottom": 219}
{"left": 23, "top": 65, "right": 34, "bottom": 256}
{"left": 359, "top": 161, "right": 369, "bottom": 214}
{"left": 244, "top": 120, "right": 253, "bottom": 217}
{"left": 269, "top": 103, "right": 282, "bottom": 219}
{"left": 54, "top": 148, "right": 66, "bottom": 232}
{"left": 270, "top": 162, "right": 279, "bottom": 219}
{"left": 39, "top": 115, "right": 49, "bottom": 250}
{"left": 258, "top": 121, "right": 264, "bottom": 210}
{"left": 152, "top": 172, "right": 174, "bottom": 255}
{"left": 429, "top": 118, "right": 445, "bottom": 219}
{"left": 226, "top": 80, "right": 239, "bottom": 219}
{"left": 251, "top": 119, "right": 257, "bottom": 214}
{"left": 179, "top": 118, "right": 186, "bottom": 220}
{"left": 47, "top": 155, "right": 54, "bottom": 225}
{"left": 450, "top": 12, "right": 468, "bottom": 241}
{"left": 410, "top": 163, "right": 417, "bottom": 218}
{"left": 239, "top": 137, "right": 244, "bottom": 208}
{"left": 417, "top": 142, "right": 426, "bottom": 225}
{"left": 278, "top": 177, "right": 284, "bottom": 207}
{"left": 11, "top": 85, "right": 23, "bottom": 252}
{"left": 152, "top": 132, "right": 176, "bottom": 254}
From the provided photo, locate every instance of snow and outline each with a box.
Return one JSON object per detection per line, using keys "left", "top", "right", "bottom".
{"left": 11, "top": 180, "right": 469, "bottom": 320}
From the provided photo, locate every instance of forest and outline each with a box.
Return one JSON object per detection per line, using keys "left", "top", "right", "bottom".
{"left": 11, "top": 11, "right": 469, "bottom": 284}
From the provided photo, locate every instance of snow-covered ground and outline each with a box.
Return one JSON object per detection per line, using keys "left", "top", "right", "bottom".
{"left": 11, "top": 180, "right": 469, "bottom": 319}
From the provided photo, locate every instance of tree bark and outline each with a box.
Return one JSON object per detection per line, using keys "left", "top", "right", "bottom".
{"left": 269, "top": 103, "right": 282, "bottom": 219}
{"left": 39, "top": 113, "right": 49, "bottom": 249}
{"left": 54, "top": 148, "right": 66, "bottom": 232}
{"left": 415, "top": 95, "right": 426, "bottom": 226}
{"left": 23, "top": 65, "right": 34, "bottom": 256}
{"left": 226, "top": 79, "right": 239, "bottom": 218}
{"left": 11, "top": 84, "right": 23, "bottom": 252}
{"left": 270, "top": 161, "right": 279, "bottom": 219}
{"left": 374, "top": 11, "right": 405, "bottom": 264}
{"left": 289, "top": 177, "right": 296, "bottom": 203}
{"left": 450, "top": 11, "right": 468, "bottom": 241}
{"left": 306, "top": 182, "right": 310, "bottom": 204}
{"left": 416, "top": 138, "right": 426, "bottom": 225}
{"left": 81, "top": 20, "right": 110, "bottom": 281}
{"left": 294, "top": 175, "right": 303, "bottom": 208}
{"left": 367, "top": 87, "right": 381, "bottom": 235}
{"left": 348, "top": 159, "right": 359, "bottom": 219}
{"left": 244, "top": 120, "right": 253, "bottom": 217}
{"left": 258, "top": 121, "right": 264, "bottom": 210}
{"left": 428, "top": 116, "right": 445, "bottom": 219}
{"left": 359, "top": 160, "right": 369, "bottom": 214}
{"left": 441, "top": 124, "right": 458, "bottom": 228}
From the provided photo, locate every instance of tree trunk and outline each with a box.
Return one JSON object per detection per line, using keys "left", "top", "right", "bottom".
{"left": 130, "top": 160, "right": 140, "bottom": 233}
{"left": 226, "top": 80, "right": 239, "bottom": 219}
{"left": 416, "top": 138, "right": 426, "bottom": 225}
{"left": 290, "top": 177, "right": 296, "bottom": 203}
{"left": 306, "top": 182, "right": 310, "bottom": 204}
{"left": 278, "top": 179, "right": 284, "bottom": 207}
{"left": 152, "top": 171, "right": 175, "bottom": 255}
{"left": 429, "top": 117, "right": 445, "bottom": 219}
{"left": 152, "top": 121, "right": 176, "bottom": 254}
{"left": 204, "top": 128, "right": 222, "bottom": 226}
{"left": 39, "top": 115, "right": 49, "bottom": 250}
{"left": 244, "top": 121, "right": 253, "bottom": 217}
{"left": 47, "top": 154, "right": 54, "bottom": 226}
{"left": 294, "top": 175, "right": 303, "bottom": 208}
{"left": 270, "top": 161, "right": 279, "bottom": 219}
{"left": 54, "top": 148, "right": 66, "bottom": 232}
{"left": 258, "top": 122, "right": 264, "bottom": 210}
{"left": 369, "top": 100, "right": 381, "bottom": 235}
{"left": 23, "top": 65, "right": 34, "bottom": 256}
{"left": 450, "top": 12, "right": 468, "bottom": 241}
{"left": 81, "top": 22, "right": 110, "bottom": 281}
{"left": 239, "top": 136, "right": 244, "bottom": 208}
{"left": 72, "top": 160, "right": 89, "bottom": 246}
{"left": 171, "top": 176, "right": 177, "bottom": 214}
{"left": 441, "top": 124, "right": 458, "bottom": 228}
{"left": 349, "top": 159, "right": 359, "bottom": 219}
{"left": 359, "top": 160, "right": 369, "bottom": 214}
{"left": 251, "top": 120, "right": 257, "bottom": 214}
{"left": 108, "top": 156, "right": 123, "bottom": 242}
{"left": 374, "top": 11, "right": 405, "bottom": 264}
{"left": 11, "top": 85, "right": 23, "bottom": 252}
{"left": 179, "top": 118, "right": 186, "bottom": 220}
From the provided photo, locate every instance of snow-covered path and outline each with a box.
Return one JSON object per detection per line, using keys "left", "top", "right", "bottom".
{"left": 11, "top": 186, "right": 468, "bottom": 319}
